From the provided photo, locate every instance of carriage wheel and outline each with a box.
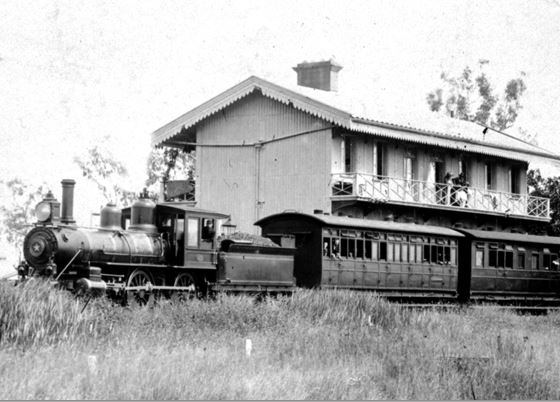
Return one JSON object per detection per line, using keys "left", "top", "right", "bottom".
{"left": 127, "top": 269, "right": 154, "bottom": 305}
{"left": 173, "top": 273, "right": 198, "bottom": 300}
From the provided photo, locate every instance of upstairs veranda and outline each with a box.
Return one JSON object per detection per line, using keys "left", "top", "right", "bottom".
{"left": 331, "top": 173, "right": 550, "bottom": 220}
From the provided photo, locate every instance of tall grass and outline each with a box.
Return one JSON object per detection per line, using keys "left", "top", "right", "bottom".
{"left": 1, "top": 281, "right": 560, "bottom": 399}
{"left": 0, "top": 279, "right": 114, "bottom": 348}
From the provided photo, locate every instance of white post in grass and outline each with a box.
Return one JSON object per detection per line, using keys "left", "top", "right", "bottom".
{"left": 87, "top": 355, "right": 98, "bottom": 376}
{"left": 245, "top": 339, "right": 252, "bottom": 357}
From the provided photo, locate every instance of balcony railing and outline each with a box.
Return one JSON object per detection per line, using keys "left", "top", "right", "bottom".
{"left": 331, "top": 173, "right": 550, "bottom": 219}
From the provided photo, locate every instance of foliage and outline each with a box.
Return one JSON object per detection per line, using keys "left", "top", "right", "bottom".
{"left": 427, "top": 60, "right": 530, "bottom": 136}
{"left": 1, "top": 285, "right": 560, "bottom": 399}
{"left": 527, "top": 169, "right": 560, "bottom": 235}
{"left": 145, "top": 147, "right": 195, "bottom": 200}
{"left": 73, "top": 143, "right": 136, "bottom": 206}
{"left": 0, "top": 178, "right": 45, "bottom": 251}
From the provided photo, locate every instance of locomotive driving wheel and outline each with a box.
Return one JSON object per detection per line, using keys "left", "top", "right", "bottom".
{"left": 173, "top": 273, "right": 198, "bottom": 300}
{"left": 127, "top": 269, "right": 154, "bottom": 305}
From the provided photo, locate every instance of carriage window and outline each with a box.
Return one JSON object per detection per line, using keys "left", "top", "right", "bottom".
{"left": 423, "top": 244, "right": 431, "bottom": 263}
{"left": 331, "top": 238, "right": 341, "bottom": 258}
{"left": 402, "top": 244, "right": 408, "bottom": 262}
{"left": 348, "top": 239, "right": 355, "bottom": 258}
{"left": 341, "top": 239, "right": 348, "bottom": 258}
{"left": 431, "top": 245, "right": 438, "bottom": 264}
{"left": 379, "top": 242, "right": 387, "bottom": 261}
{"left": 505, "top": 246, "right": 513, "bottom": 268}
{"left": 387, "top": 243, "right": 394, "bottom": 261}
{"left": 450, "top": 247, "right": 456, "bottom": 266}
{"left": 356, "top": 239, "right": 365, "bottom": 259}
{"left": 186, "top": 218, "right": 199, "bottom": 248}
{"left": 365, "top": 240, "right": 372, "bottom": 259}
{"left": 444, "top": 247, "right": 451, "bottom": 265}
{"left": 489, "top": 244, "right": 498, "bottom": 268}
{"left": 323, "top": 237, "right": 331, "bottom": 256}
{"left": 409, "top": 244, "right": 415, "bottom": 262}
{"left": 416, "top": 244, "right": 423, "bottom": 263}
{"left": 551, "top": 254, "right": 558, "bottom": 271}
{"left": 531, "top": 253, "right": 539, "bottom": 270}
{"left": 543, "top": 252, "right": 557, "bottom": 270}
{"left": 475, "top": 250, "right": 484, "bottom": 267}
{"left": 497, "top": 249, "right": 505, "bottom": 268}
{"left": 394, "top": 243, "right": 401, "bottom": 262}
{"left": 371, "top": 241, "right": 378, "bottom": 260}
{"left": 517, "top": 252, "right": 525, "bottom": 269}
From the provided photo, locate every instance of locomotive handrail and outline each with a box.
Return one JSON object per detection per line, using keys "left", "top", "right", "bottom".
{"left": 55, "top": 248, "right": 82, "bottom": 281}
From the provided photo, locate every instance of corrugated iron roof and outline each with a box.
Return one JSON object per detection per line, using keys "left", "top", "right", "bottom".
{"left": 255, "top": 211, "right": 464, "bottom": 237}
{"left": 151, "top": 76, "right": 560, "bottom": 163}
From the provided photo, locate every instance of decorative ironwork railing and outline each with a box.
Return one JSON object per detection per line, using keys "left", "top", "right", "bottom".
{"left": 331, "top": 173, "right": 550, "bottom": 219}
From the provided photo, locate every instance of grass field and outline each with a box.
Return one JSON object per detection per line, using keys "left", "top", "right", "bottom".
{"left": 1, "top": 279, "right": 560, "bottom": 400}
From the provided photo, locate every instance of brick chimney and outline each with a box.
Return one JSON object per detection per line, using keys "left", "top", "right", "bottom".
{"left": 292, "top": 59, "right": 342, "bottom": 92}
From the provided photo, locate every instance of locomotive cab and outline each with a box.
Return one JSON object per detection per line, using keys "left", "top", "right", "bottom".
{"left": 121, "top": 202, "right": 229, "bottom": 268}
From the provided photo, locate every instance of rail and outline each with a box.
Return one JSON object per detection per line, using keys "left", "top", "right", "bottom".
{"left": 331, "top": 173, "right": 550, "bottom": 218}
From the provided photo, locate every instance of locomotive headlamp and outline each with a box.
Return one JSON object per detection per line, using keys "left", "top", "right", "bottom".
{"left": 35, "top": 202, "right": 52, "bottom": 222}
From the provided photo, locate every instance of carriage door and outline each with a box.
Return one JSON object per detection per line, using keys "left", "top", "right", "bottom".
{"left": 294, "top": 232, "right": 316, "bottom": 287}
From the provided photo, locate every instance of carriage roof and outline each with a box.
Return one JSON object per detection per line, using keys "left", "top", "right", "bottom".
{"left": 255, "top": 212, "right": 464, "bottom": 237}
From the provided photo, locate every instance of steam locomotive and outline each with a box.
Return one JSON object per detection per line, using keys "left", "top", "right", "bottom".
{"left": 17, "top": 179, "right": 560, "bottom": 306}
{"left": 18, "top": 180, "right": 296, "bottom": 302}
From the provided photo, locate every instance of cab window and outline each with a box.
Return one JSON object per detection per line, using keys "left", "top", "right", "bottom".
{"left": 187, "top": 218, "right": 199, "bottom": 248}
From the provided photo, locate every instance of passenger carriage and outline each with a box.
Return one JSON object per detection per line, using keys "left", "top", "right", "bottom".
{"left": 456, "top": 229, "right": 560, "bottom": 306}
{"left": 256, "top": 211, "right": 464, "bottom": 301}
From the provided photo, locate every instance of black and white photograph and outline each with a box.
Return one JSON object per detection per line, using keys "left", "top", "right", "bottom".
{"left": 2, "top": 0, "right": 560, "bottom": 399}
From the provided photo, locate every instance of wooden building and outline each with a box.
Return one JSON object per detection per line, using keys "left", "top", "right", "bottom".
{"left": 151, "top": 60, "right": 560, "bottom": 235}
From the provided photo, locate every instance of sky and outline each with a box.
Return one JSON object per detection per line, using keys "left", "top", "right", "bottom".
{"left": 1, "top": 0, "right": 560, "bottom": 274}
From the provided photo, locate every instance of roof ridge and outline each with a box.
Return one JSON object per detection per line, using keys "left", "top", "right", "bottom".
{"left": 151, "top": 75, "right": 560, "bottom": 163}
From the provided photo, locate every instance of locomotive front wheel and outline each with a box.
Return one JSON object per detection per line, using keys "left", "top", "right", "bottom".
{"left": 173, "top": 273, "right": 197, "bottom": 299}
{"left": 127, "top": 269, "right": 154, "bottom": 305}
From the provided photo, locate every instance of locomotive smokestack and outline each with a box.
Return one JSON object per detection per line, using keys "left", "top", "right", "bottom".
{"left": 60, "top": 179, "right": 76, "bottom": 225}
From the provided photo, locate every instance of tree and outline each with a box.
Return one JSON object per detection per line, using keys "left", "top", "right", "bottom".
{"left": 527, "top": 169, "right": 560, "bottom": 235}
{"left": 427, "top": 60, "right": 528, "bottom": 133}
{"left": 0, "top": 178, "right": 46, "bottom": 253}
{"left": 428, "top": 63, "right": 560, "bottom": 234}
{"left": 74, "top": 144, "right": 136, "bottom": 206}
{"left": 145, "top": 147, "right": 195, "bottom": 200}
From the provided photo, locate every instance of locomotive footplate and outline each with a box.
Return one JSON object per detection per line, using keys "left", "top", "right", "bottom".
{"left": 212, "top": 282, "right": 296, "bottom": 293}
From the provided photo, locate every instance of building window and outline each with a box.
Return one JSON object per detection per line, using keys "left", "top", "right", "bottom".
{"left": 509, "top": 167, "right": 521, "bottom": 194}
{"left": 343, "top": 137, "right": 353, "bottom": 173}
{"left": 373, "top": 142, "right": 385, "bottom": 177}
{"left": 458, "top": 159, "right": 468, "bottom": 181}
{"left": 485, "top": 163, "right": 493, "bottom": 190}
{"left": 404, "top": 157, "right": 414, "bottom": 181}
